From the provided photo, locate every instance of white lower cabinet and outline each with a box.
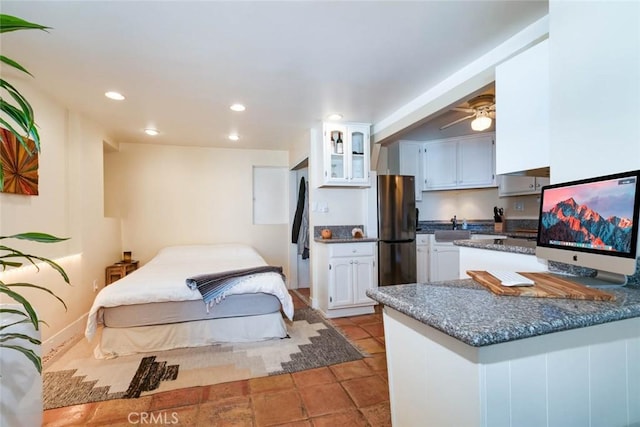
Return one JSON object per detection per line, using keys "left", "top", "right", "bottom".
{"left": 416, "top": 235, "right": 430, "bottom": 283}
{"left": 317, "top": 241, "right": 378, "bottom": 318}
{"left": 429, "top": 244, "right": 459, "bottom": 282}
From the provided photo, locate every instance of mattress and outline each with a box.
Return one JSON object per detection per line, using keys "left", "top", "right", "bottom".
{"left": 86, "top": 243, "right": 294, "bottom": 340}
{"left": 102, "top": 292, "right": 281, "bottom": 328}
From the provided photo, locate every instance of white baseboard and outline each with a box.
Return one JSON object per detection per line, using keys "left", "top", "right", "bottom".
{"left": 42, "top": 312, "right": 87, "bottom": 361}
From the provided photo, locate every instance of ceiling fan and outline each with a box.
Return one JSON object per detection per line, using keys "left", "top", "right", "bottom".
{"left": 440, "top": 94, "right": 496, "bottom": 131}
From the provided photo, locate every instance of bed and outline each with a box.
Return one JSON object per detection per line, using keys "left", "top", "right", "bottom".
{"left": 85, "top": 243, "right": 294, "bottom": 359}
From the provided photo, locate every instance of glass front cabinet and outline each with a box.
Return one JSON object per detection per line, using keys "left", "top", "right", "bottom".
{"left": 322, "top": 122, "right": 371, "bottom": 187}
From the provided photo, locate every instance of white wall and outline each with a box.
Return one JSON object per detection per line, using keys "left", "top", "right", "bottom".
{"left": 105, "top": 143, "right": 290, "bottom": 275}
{"left": 549, "top": 1, "right": 640, "bottom": 182}
{"left": 0, "top": 80, "right": 121, "bottom": 347}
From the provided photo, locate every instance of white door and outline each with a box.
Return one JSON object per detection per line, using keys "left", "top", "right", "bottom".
{"left": 416, "top": 244, "right": 429, "bottom": 283}
{"left": 328, "top": 258, "right": 353, "bottom": 308}
{"left": 430, "top": 245, "right": 460, "bottom": 281}
{"left": 457, "top": 135, "right": 495, "bottom": 188}
{"left": 424, "top": 140, "right": 457, "bottom": 190}
{"left": 352, "top": 256, "right": 375, "bottom": 305}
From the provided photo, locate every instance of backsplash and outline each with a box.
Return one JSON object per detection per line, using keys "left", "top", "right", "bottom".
{"left": 314, "top": 225, "right": 364, "bottom": 239}
{"left": 418, "top": 219, "right": 538, "bottom": 233}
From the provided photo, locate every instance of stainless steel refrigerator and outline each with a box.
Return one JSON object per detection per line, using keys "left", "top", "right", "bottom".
{"left": 377, "top": 175, "right": 417, "bottom": 286}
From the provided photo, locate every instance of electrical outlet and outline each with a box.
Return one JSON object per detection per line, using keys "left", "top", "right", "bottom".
{"left": 92, "top": 279, "right": 99, "bottom": 292}
{"left": 514, "top": 201, "right": 525, "bottom": 211}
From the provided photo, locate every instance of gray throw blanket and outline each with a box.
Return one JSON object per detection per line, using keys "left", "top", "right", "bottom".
{"left": 186, "top": 266, "right": 285, "bottom": 308}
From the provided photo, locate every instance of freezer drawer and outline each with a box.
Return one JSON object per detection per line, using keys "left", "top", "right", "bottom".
{"left": 378, "top": 241, "right": 416, "bottom": 286}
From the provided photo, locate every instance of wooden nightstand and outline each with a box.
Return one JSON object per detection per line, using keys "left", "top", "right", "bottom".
{"left": 105, "top": 260, "right": 139, "bottom": 285}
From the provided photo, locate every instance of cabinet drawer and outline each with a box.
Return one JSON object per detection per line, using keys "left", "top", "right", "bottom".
{"left": 416, "top": 235, "right": 430, "bottom": 245}
{"left": 329, "top": 243, "right": 375, "bottom": 258}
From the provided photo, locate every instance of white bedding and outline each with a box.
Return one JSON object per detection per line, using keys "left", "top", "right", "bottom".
{"left": 85, "top": 243, "right": 294, "bottom": 340}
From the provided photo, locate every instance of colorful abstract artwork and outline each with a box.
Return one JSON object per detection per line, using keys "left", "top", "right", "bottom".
{"left": 0, "top": 127, "right": 39, "bottom": 195}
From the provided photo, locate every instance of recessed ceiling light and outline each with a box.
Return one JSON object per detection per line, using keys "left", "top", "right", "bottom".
{"left": 230, "top": 104, "right": 246, "bottom": 112}
{"left": 228, "top": 134, "right": 240, "bottom": 141}
{"left": 327, "top": 113, "right": 343, "bottom": 121}
{"left": 144, "top": 128, "right": 159, "bottom": 136}
{"left": 105, "top": 91, "right": 125, "bottom": 101}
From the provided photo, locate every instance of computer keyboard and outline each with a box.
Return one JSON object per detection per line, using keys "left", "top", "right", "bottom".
{"left": 487, "top": 270, "right": 535, "bottom": 287}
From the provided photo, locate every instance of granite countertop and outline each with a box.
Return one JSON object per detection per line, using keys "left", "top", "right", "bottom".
{"left": 454, "top": 238, "right": 537, "bottom": 255}
{"left": 314, "top": 237, "right": 377, "bottom": 244}
{"left": 366, "top": 280, "right": 640, "bottom": 347}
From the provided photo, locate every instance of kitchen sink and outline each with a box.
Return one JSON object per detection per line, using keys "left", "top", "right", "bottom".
{"left": 433, "top": 230, "right": 472, "bottom": 242}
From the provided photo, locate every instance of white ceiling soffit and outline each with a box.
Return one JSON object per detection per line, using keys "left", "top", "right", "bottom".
{"left": 0, "top": 1, "right": 548, "bottom": 151}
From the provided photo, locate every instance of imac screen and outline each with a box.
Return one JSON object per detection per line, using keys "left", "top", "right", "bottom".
{"left": 538, "top": 171, "right": 639, "bottom": 258}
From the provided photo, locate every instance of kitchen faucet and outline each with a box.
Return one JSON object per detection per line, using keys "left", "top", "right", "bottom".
{"left": 451, "top": 215, "right": 458, "bottom": 230}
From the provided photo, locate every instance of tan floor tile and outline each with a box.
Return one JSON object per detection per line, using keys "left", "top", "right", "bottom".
{"left": 341, "top": 376, "right": 389, "bottom": 408}
{"left": 197, "top": 399, "right": 253, "bottom": 426}
{"left": 149, "top": 385, "right": 203, "bottom": 410}
{"left": 337, "top": 324, "right": 371, "bottom": 340}
{"left": 252, "top": 389, "right": 306, "bottom": 427}
{"left": 273, "top": 421, "right": 312, "bottom": 427}
{"left": 328, "top": 317, "right": 356, "bottom": 327}
{"left": 353, "top": 337, "right": 385, "bottom": 354}
{"left": 363, "top": 353, "right": 387, "bottom": 372}
{"left": 360, "top": 401, "right": 392, "bottom": 427}
{"left": 249, "top": 373, "right": 295, "bottom": 394}
{"left": 360, "top": 322, "right": 385, "bottom": 338}
{"left": 203, "top": 380, "right": 250, "bottom": 402}
{"left": 43, "top": 403, "right": 97, "bottom": 427}
{"left": 86, "top": 396, "right": 153, "bottom": 424}
{"left": 329, "top": 360, "right": 373, "bottom": 381}
{"left": 348, "top": 313, "right": 382, "bottom": 325}
{"left": 149, "top": 407, "right": 199, "bottom": 426}
{"left": 310, "top": 409, "right": 369, "bottom": 427}
{"left": 291, "top": 366, "right": 336, "bottom": 388}
{"left": 298, "top": 382, "right": 355, "bottom": 417}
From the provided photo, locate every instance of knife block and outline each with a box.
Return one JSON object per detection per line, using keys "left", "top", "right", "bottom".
{"left": 494, "top": 220, "right": 504, "bottom": 232}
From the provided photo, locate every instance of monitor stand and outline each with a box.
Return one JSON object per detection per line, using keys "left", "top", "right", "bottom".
{"left": 550, "top": 270, "right": 628, "bottom": 289}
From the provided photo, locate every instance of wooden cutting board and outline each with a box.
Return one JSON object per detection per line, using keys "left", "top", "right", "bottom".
{"left": 466, "top": 270, "right": 616, "bottom": 301}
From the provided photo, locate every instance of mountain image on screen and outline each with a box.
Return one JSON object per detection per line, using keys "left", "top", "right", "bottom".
{"left": 539, "top": 197, "right": 633, "bottom": 253}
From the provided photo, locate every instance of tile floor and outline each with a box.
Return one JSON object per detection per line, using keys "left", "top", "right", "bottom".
{"left": 42, "top": 289, "right": 391, "bottom": 426}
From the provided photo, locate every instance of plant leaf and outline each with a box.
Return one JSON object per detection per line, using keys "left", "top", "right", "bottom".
{"left": 0, "top": 54, "right": 32, "bottom": 76}
{"left": 0, "top": 332, "right": 41, "bottom": 345}
{"left": 6, "top": 282, "right": 68, "bottom": 310}
{"left": 0, "top": 344, "right": 41, "bottom": 373}
{"left": 0, "top": 285, "right": 39, "bottom": 329}
{"left": 1, "top": 232, "right": 69, "bottom": 243}
{"left": 0, "top": 15, "right": 50, "bottom": 33}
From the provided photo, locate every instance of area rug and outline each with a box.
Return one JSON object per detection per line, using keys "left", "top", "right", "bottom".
{"left": 43, "top": 308, "right": 365, "bottom": 410}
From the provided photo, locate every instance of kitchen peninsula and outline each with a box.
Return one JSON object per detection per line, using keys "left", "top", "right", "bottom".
{"left": 366, "top": 279, "right": 640, "bottom": 426}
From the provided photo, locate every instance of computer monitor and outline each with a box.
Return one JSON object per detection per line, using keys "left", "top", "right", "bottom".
{"left": 536, "top": 170, "right": 640, "bottom": 288}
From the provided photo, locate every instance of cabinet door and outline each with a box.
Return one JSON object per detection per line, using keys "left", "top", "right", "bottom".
{"left": 429, "top": 246, "right": 459, "bottom": 282}
{"left": 352, "top": 256, "right": 376, "bottom": 305}
{"left": 328, "top": 258, "right": 353, "bottom": 308}
{"left": 497, "top": 175, "right": 549, "bottom": 196}
{"left": 324, "top": 124, "right": 348, "bottom": 184}
{"left": 399, "top": 141, "right": 424, "bottom": 201}
{"left": 347, "top": 125, "right": 370, "bottom": 185}
{"left": 457, "top": 135, "right": 495, "bottom": 188}
{"left": 495, "top": 40, "right": 549, "bottom": 174}
{"left": 416, "top": 244, "right": 429, "bottom": 283}
{"left": 424, "top": 140, "right": 457, "bottom": 190}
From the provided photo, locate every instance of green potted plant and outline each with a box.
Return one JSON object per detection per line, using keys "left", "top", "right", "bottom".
{"left": 0, "top": 14, "right": 69, "bottom": 372}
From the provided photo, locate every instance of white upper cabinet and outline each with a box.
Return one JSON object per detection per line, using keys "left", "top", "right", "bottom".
{"left": 424, "top": 133, "right": 496, "bottom": 191}
{"left": 498, "top": 175, "right": 550, "bottom": 197}
{"left": 321, "top": 122, "right": 370, "bottom": 187}
{"left": 398, "top": 140, "right": 424, "bottom": 201}
{"left": 495, "top": 39, "right": 550, "bottom": 175}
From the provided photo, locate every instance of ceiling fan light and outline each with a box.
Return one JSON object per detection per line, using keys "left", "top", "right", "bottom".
{"left": 471, "top": 115, "right": 492, "bottom": 131}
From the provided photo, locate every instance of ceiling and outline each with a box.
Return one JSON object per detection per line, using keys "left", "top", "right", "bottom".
{"left": 1, "top": 1, "right": 547, "bottom": 152}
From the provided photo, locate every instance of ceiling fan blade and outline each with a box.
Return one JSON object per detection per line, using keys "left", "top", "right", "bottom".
{"left": 440, "top": 114, "right": 475, "bottom": 130}
{"left": 452, "top": 107, "right": 475, "bottom": 114}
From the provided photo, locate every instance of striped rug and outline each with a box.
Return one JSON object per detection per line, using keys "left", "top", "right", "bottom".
{"left": 43, "top": 308, "right": 365, "bottom": 410}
